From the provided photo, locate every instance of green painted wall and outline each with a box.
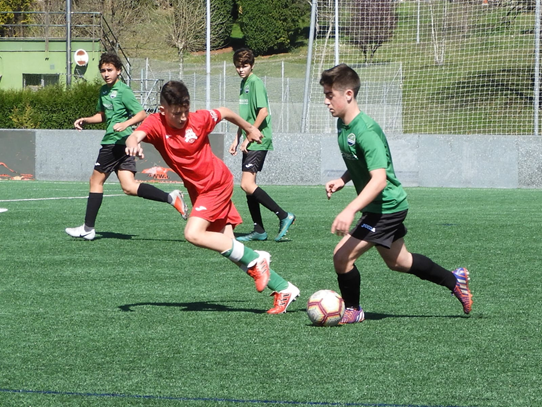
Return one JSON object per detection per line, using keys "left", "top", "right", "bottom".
{"left": 0, "top": 39, "right": 103, "bottom": 90}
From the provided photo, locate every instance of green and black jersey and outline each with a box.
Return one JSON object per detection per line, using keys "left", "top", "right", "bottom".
{"left": 337, "top": 111, "right": 408, "bottom": 214}
{"left": 97, "top": 81, "right": 144, "bottom": 145}
{"left": 238, "top": 73, "right": 273, "bottom": 151}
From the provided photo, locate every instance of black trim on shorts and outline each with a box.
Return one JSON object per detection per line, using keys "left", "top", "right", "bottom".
{"left": 241, "top": 150, "right": 268, "bottom": 173}
{"left": 350, "top": 210, "right": 408, "bottom": 249}
{"left": 94, "top": 144, "right": 137, "bottom": 174}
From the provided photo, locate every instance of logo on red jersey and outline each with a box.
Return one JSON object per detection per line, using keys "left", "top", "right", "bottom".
{"left": 184, "top": 128, "right": 197, "bottom": 144}
{"left": 208, "top": 110, "right": 218, "bottom": 122}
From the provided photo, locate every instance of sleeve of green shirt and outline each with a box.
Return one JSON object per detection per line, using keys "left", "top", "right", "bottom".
{"left": 122, "top": 87, "right": 144, "bottom": 117}
{"left": 252, "top": 79, "right": 269, "bottom": 111}
{"left": 357, "top": 131, "right": 388, "bottom": 171}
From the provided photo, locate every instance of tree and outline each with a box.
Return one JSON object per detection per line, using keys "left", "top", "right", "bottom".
{"left": 153, "top": 0, "right": 206, "bottom": 79}
{"left": 346, "top": 0, "right": 398, "bottom": 63}
{"left": 99, "top": 0, "right": 154, "bottom": 47}
{"left": 211, "top": 0, "right": 235, "bottom": 50}
{"left": 237, "top": 0, "right": 308, "bottom": 56}
{"left": 31, "top": 0, "right": 155, "bottom": 47}
{"left": 154, "top": 0, "right": 237, "bottom": 78}
{"left": 0, "top": 0, "right": 34, "bottom": 36}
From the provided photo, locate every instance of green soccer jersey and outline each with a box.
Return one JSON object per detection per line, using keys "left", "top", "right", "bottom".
{"left": 96, "top": 80, "right": 143, "bottom": 145}
{"left": 238, "top": 73, "right": 273, "bottom": 151}
{"left": 337, "top": 111, "right": 408, "bottom": 214}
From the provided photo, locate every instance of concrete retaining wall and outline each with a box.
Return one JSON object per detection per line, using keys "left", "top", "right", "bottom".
{"left": 1, "top": 129, "right": 542, "bottom": 188}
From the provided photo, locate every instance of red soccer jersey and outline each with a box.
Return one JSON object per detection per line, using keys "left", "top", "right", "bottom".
{"left": 136, "top": 109, "right": 242, "bottom": 230}
{"left": 136, "top": 109, "right": 230, "bottom": 195}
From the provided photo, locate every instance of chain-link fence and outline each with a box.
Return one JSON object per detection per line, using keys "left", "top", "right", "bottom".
{"left": 304, "top": 0, "right": 541, "bottom": 135}
{"left": 128, "top": 58, "right": 307, "bottom": 134}
{"left": 128, "top": 1, "right": 542, "bottom": 136}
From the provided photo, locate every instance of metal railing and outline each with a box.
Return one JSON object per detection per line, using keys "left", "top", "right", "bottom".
{"left": 0, "top": 11, "right": 132, "bottom": 84}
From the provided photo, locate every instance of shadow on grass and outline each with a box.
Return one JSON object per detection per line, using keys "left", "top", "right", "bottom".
{"left": 96, "top": 231, "right": 185, "bottom": 243}
{"left": 365, "top": 312, "right": 469, "bottom": 320}
{"left": 118, "top": 301, "right": 266, "bottom": 314}
{"left": 96, "top": 232, "right": 138, "bottom": 240}
{"left": 305, "top": 312, "right": 471, "bottom": 327}
{"left": 233, "top": 232, "right": 293, "bottom": 243}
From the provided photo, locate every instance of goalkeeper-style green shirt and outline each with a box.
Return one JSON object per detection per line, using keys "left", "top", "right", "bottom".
{"left": 337, "top": 111, "right": 408, "bottom": 214}
{"left": 96, "top": 80, "right": 144, "bottom": 145}
{"left": 238, "top": 73, "right": 273, "bottom": 151}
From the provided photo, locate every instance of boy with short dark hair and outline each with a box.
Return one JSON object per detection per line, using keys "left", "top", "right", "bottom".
{"left": 320, "top": 64, "right": 472, "bottom": 324}
{"left": 66, "top": 52, "right": 187, "bottom": 241}
{"left": 125, "top": 80, "right": 299, "bottom": 314}
{"left": 229, "top": 48, "right": 295, "bottom": 242}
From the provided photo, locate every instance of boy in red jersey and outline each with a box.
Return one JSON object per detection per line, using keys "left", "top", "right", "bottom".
{"left": 125, "top": 81, "right": 299, "bottom": 314}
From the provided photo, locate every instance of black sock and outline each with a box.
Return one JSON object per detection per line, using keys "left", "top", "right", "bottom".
{"left": 409, "top": 253, "right": 457, "bottom": 290}
{"left": 247, "top": 194, "right": 265, "bottom": 233}
{"left": 84, "top": 192, "right": 103, "bottom": 228}
{"left": 337, "top": 265, "right": 361, "bottom": 309}
{"left": 252, "top": 187, "right": 288, "bottom": 219}
{"left": 137, "top": 183, "right": 169, "bottom": 202}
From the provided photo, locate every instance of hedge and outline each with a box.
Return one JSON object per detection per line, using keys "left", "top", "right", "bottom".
{"left": 0, "top": 80, "right": 105, "bottom": 130}
{"left": 238, "top": 0, "right": 308, "bottom": 55}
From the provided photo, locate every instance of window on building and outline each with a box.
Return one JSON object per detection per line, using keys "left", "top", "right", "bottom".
{"left": 23, "top": 74, "right": 60, "bottom": 89}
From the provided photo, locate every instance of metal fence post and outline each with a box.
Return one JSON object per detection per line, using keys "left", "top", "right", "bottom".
{"left": 535, "top": 0, "right": 541, "bottom": 135}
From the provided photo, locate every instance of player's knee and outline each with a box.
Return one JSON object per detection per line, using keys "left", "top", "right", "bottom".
{"left": 240, "top": 181, "right": 253, "bottom": 193}
{"left": 183, "top": 227, "right": 201, "bottom": 246}
{"left": 183, "top": 229, "right": 196, "bottom": 244}
{"left": 121, "top": 186, "right": 137, "bottom": 196}
{"left": 385, "top": 259, "right": 409, "bottom": 273}
{"left": 120, "top": 181, "right": 138, "bottom": 196}
{"left": 333, "top": 252, "right": 352, "bottom": 274}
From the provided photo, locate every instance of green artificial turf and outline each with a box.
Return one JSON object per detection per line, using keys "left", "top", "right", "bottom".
{"left": 0, "top": 181, "right": 540, "bottom": 406}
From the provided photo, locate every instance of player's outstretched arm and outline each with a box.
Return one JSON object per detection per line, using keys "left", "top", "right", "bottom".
{"left": 125, "top": 130, "right": 147, "bottom": 159}
{"left": 74, "top": 112, "right": 105, "bottom": 130}
{"left": 325, "top": 171, "right": 351, "bottom": 199}
{"left": 217, "top": 107, "right": 262, "bottom": 144}
{"left": 228, "top": 128, "right": 243, "bottom": 156}
{"left": 331, "top": 169, "right": 387, "bottom": 235}
{"left": 113, "top": 110, "right": 147, "bottom": 133}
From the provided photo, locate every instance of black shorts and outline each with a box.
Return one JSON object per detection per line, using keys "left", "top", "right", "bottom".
{"left": 94, "top": 144, "right": 136, "bottom": 174}
{"left": 350, "top": 210, "right": 408, "bottom": 249}
{"left": 241, "top": 150, "right": 268, "bottom": 173}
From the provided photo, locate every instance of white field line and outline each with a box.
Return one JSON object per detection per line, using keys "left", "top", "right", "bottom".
{"left": 0, "top": 194, "right": 125, "bottom": 203}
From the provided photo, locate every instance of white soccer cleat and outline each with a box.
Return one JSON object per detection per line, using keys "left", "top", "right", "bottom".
{"left": 65, "top": 225, "right": 96, "bottom": 240}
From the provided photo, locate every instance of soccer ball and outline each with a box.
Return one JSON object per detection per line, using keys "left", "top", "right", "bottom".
{"left": 306, "top": 290, "right": 345, "bottom": 326}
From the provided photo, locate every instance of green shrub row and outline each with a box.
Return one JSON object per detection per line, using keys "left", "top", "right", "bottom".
{"left": 238, "top": 0, "right": 309, "bottom": 55}
{"left": 0, "top": 81, "right": 105, "bottom": 130}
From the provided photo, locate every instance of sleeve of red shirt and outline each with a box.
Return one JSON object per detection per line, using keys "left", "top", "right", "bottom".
{"left": 135, "top": 113, "right": 160, "bottom": 143}
{"left": 204, "top": 109, "right": 222, "bottom": 134}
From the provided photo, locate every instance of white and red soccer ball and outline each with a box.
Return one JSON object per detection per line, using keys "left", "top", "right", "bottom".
{"left": 306, "top": 290, "right": 345, "bottom": 326}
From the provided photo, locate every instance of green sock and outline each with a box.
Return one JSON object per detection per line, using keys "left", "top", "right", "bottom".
{"left": 267, "top": 269, "right": 288, "bottom": 292}
{"left": 221, "top": 239, "right": 258, "bottom": 266}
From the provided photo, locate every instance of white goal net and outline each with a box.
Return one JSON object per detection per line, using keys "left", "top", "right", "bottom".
{"left": 303, "top": 0, "right": 540, "bottom": 135}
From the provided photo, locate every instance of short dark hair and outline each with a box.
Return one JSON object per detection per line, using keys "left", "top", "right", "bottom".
{"left": 233, "top": 48, "right": 255, "bottom": 67}
{"left": 160, "top": 80, "right": 191, "bottom": 107}
{"left": 99, "top": 52, "right": 122, "bottom": 71}
{"left": 319, "top": 64, "right": 360, "bottom": 98}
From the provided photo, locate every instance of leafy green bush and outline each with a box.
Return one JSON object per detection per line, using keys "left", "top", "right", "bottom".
{"left": 211, "top": 0, "right": 235, "bottom": 49}
{"left": 238, "top": 0, "right": 308, "bottom": 55}
{"left": 0, "top": 81, "right": 105, "bottom": 129}
{"left": 0, "top": 88, "right": 24, "bottom": 128}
